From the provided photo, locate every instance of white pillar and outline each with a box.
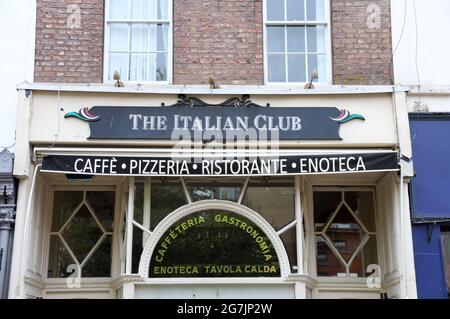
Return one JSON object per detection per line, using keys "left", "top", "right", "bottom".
{"left": 400, "top": 179, "right": 418, "bottom": 298}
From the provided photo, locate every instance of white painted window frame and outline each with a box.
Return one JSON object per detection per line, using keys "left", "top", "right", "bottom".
{"left": 311, "top": 186, "right": 380, "bottom": 278}
{"left": 263, "top": 0, "right": 332, "bottom": 85}
{"left": 124, "top": 176, "right": 305, "bottom": 280}
{"left": 103, "top": 0, "right": 173, "bottom": 84}
{"left": 43, "top": 185, "right": 118, "bottom": 280}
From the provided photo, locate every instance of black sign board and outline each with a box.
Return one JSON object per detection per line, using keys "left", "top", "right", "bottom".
{"left": 41, "top": 152, "right": 398, "bottom": 177}
{"left": 64, "top": 95, "right": 366, "bottom": 141}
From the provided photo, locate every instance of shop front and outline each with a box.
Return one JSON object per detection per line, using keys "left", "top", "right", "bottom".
{"left": 9, "top": 86, "right": 417, "bottom": 299}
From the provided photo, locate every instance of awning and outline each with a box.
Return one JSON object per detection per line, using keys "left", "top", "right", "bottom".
{"left": 38, "top": 148, "right": 399, "bottom": 177}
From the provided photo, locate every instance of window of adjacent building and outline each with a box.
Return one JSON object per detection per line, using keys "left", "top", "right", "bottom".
{"left": 265, "top": 0, "right": 330, "bottom": 83}
{"left": 48, "top": 191, "right": 115, "bottom": 278}
{"left": 441, "top": 231, "right": 450, "bottom": 294}
{"left": 313, "top": 190, "right": 378, "bottom": 277}
{"left": 105, "top": 0, "right": 171, "bottom": 82}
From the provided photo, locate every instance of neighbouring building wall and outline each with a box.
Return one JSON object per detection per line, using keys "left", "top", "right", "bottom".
{"left": 33, "top": 0, "right": 394, "bottom": 85}
{"left": 0, "top": 0, "right": 36, "bottom": 150}
{"left": 391, "top": 0, "right": 450, "bottom": 87}
{"left": 331, "top": 0, "right": 392, "bottom": 85}
{"left": 392, "top": 0, "right": 450, "bottom": 299}
{"left": 34, "top": 0, "right": 104, "bottom": 83}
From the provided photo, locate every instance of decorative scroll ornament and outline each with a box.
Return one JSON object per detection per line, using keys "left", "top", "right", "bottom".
{"left": 168, "top": 94, "right": 267, "bottom": 108}
{"left": 329, "top": 109, "right": 365, "bottom": 124}
{"left": 64, "top": 107, "right": 101, "bottom": 122}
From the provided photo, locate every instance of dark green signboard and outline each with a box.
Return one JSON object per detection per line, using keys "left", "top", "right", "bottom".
{"left": 149, "top": 211, "right": 280, "bottom": 277}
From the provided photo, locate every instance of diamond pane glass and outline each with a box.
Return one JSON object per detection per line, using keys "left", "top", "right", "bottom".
{"left": 62, "top": 205, "right": 103, "bottom": 263}
{"left": 86, "top": 191, "right": 115, "bottom": 232}
{"left": 47, "top": 235, "right": 76, "bottom": 278}
{"left": 345, "top": 192, "right": 376, "bottom": 232}
{"left": 349, "top": 236, "right": 378, "bottom": 277}
{"left": 326, "top": 206, "right": 365, "bottom": 262}
{"left": 82, "top": 236, "right": 112, "bottom": 277}
{"left": 51, "top": 191, "right": 83, "bottom": 232}
{"left": 313, "top": 192, "right": 341, "bottom": 232}
{"left": 316, "top": 235, "right": 346, "bottom": 276}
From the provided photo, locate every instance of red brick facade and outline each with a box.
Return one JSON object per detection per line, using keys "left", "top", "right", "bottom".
{"left": 34, "top": 0, "right": 392, "bottom": 85}
{"left": 34, "top": 0, "right": 104, "bottom": 83}
{"left": 331, "top": 0, "right": 392, "bottom": 85}
{"left": 173, "top": 0, "right": 263, "bottom": 85}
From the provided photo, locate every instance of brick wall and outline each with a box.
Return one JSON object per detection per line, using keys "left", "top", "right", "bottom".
{"left": 331, "top": 0, "right": 393, "bottom": 85}
{"left": 173, "top": 0, "right": 263, "bottom": 85}
{"left": 34, "top": 0, "right": 104, "bottom": 83}
{"left": 33, "top": 0, "right": 392, "bottom": 86}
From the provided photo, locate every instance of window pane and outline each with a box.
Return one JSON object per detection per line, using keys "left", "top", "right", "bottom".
{"left": 110, "top": 0, "right": 129, "bottom": 19}
{"left": 268, "top": 54, "right": 286, "bottom": 82}
{"left": 316, "top": 235, "right": 346, "bottom": 276}
{"left": 287, "top": 0, "right": 305, "bottom": 21}
{"left": 47, "top": 235, "right": 75, "bottom": 278}
{"left": 306, "top": 0, "right": 325, "bottom": 21}
{"left": 109, "top": 23, "right": 129, "bottom": 51}
{"left": 82, "top": 236, "right": 112, "bottom": 277}
{"left": 130, "top": 53, "right": 148, "bottom": 81}
{"left": 61, "top": 205, "right": 103, "bottom": 263}
{"left": 442, "top": 233, "right": 450, "bottom": 290}
{"left": 267, "top": 26, "right": 285, "bottom": 53}
{"left": 149, "top": 0, "right": 169, "bottom": 20}
{"left": 131, "top": 0, "right": 149, "bottom": 19}
{"left": 267, "top": 0, "right": 285, "bottom": 21}
{"left": 156, "top": 52, "right": 167, "bottom": 81}
{"left": 242, "top": 180, "right": 295, "bottom": 230}
{"left": 189, "top": 184, "right": 241, "bottom": 202}
{"left": 306, "top": 25, "right": 325, "bottom": 52}
{"left": 86, "top": 191, "right": 115, "bottom": 232}
{"left": 314, "top": 192, "right": 341, "bottom": 232}
{"left": 280, "top": 227, "right": 297, "bottom": 273}
{"left": 307, "top": 54, "right": 326, "bottom": 82}
{"left": 326, "top": 205, "right": 364, "bottom": 262}
{"left": 150, "top": 179, "right": 187, "bottom": 230}
{"left": 131, "top": 24, "right": 148, "bottom": 51}
{"left": 345, "top": 192, "right": 376, "bottom": 232}
{"left": 109, "top": 53, "right": 128, "bottom": 81}
{"left": 287, "top": 55, "right": 306, "bottom": 82}
{"left": 157, "top": 24, "right": 169, "bottom": 51}
{"left": 51, "top": 191, "right": 83, "bottom": 232}
{"left": 349, "top": 236, "right": 378, "bottom": 277}
{"left": 132, "top": 226, "right": 144, "bottom": 273}
{"left": 287, "top": 26, "right": 305, "bottom": 52}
